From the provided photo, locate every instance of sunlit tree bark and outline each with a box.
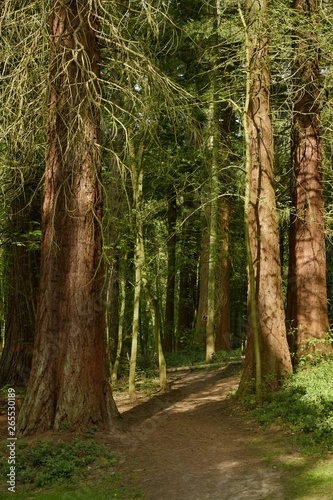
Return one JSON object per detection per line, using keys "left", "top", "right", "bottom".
{"left": 238, "top": 0, "right": 292, "bottom": 396}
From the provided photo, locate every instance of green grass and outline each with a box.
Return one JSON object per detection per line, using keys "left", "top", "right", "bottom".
{"left": 249, "top": 430, "right": 333, "bottom": 500}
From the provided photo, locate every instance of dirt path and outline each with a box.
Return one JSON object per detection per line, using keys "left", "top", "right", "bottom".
{"left": 111, "top": 365, "right": 285, "bottom": 500}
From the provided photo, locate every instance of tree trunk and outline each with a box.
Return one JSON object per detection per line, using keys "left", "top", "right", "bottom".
{"left": 112, "top": 255, "right": 127, "bottom": 383}
{"left": 238, "top": 0, "right": 292, "bottom": 395}
{"left": 105, "top": 259, "right": 119, "bottom": 376}
{"left": 0, "top": 191, "right": 39, "bottom": 387}
{"left": 206, "top": 84, "right": 219, "bottom": 362}
{"left": 286, "top": 0, "right": 331, "bottom": 363}
{"left": 196, "top": 204, "right": 210, "bottom": 346}
{"left": 177, "top": 214, "right": 199, "bottom": 349}
{"left": 129, "top": 233, "right": 142, "bottom": 401}
{"left": 18, "top": 2, "right": 119, "bottom": 435}
{"left": 128, "top": 130, "right": 144, "bottom": 402}
{"left": 215, "top": 198, "right": 231, "bottom": 351}
{"left": 153, "top": 298, "right": 168, "bottom": 390}
{"left": 163, "top": 197, "right": 177, "bottom": 352}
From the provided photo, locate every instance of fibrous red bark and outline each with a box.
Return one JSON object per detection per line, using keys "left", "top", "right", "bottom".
{"left": 18, "top": 1, "right": 119, "bottom": 435}
{"left": 286, "top": 0, "right": 331, "bottom": 363}
{"left": 238, "top": 0, "right": 292, "bottom": 393}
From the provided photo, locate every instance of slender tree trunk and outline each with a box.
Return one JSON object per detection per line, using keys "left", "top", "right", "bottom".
{"left": 128, "top": 132, "right": 144, "bottom": 402}
{"left": 163, "top": 197, "right": 177, "bottom": 352}
{"left": 112, "top": 255, "right": 127, "bottom": 383}
{"left": 177, "top": 213, "right": 199, "bottom": 348}
{"left": 153, "top": 298, "right": 168, "bottom": 390}
{"left": 238, "top": 0, "right": 292, "bottom": 396}
{"left": 286, "top": 0, "right": 331, "bottom": 363}
{"left": 206, "top": 82, "right": 219, "bottom": 362}
{"left": 215, "top": 198, "right": 231, "bottom": 351}
{"left": 129, "top": 233, "right": 142, "bottom": 401}
{"left": 139, "top": 236, "right": 168, "bottom": 390}
{"left": 18, "top": 2, "right": 119, "bottom": 435}
{"left": 105, "top": 259, "right": 119, "bottom": 376}
{"left": 195, "top": 208, "right": 210, "bottom": 346}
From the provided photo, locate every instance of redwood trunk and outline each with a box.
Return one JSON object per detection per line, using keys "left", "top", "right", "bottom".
{"left": 238, "top": 0, "right": 292, "bottom": 393}
{"left": 215, "top": 199, "right": 231, "bottom": 351}
{"left": 18, "top": 2, "right": 118, "bottom": 435}
{"left": 286, "top": 0, "right": 330, "bottom": 362}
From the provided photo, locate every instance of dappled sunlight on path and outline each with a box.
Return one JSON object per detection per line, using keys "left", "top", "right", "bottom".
{"left": 111, "top": 366, "right": 285, "bottom": 499}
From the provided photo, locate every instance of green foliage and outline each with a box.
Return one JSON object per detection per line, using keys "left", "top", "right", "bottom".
{"left": 164, "top": 347, "right": 242, "bottom": 368}
{"left": 211, "top": 348, "right": 242, "bottom": 364}
{"left": 164, "top": 347, "right": 206, "bottom": 367}
{"left": 0, "top": 439, "right": 117, "bottom": 488}
{"left": 251, "top": 360, "right": 333, "bottom": 451}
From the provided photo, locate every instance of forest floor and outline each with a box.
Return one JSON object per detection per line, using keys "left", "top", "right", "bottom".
{"left": 1, "top": 363, "right": 333, "bottom": 499}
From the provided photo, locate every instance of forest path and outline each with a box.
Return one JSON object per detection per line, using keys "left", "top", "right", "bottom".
{"left": 111, "top": 365, "right": 286, "bottom": 500}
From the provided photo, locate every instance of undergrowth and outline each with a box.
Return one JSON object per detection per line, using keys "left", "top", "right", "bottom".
{"left": 250, "top": 359, "right": 333, "bottom": 451}
{"left": 0, "top": 438, "right": 117, "bottom": 489}
{"left": 164, "top": 347, "right": 242, "bottom": 368}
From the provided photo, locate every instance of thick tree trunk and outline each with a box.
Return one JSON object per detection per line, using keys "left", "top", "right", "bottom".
{"left": 18, "top": 2, "right": 119, "bottom": 435}
{"left": 286, "top": 0, "right": 331, "bottom": 363}
{"left": 163, "top": 197, "right": 177, "bottom": 352}
{"left": 0, "top": 192, "right": 39, "bottom": 387}
{"left": 238, "top": 0, "right": 292, "bottom": 395}
{"left": 215, "top": 198, "right": 231, "bottom": 351}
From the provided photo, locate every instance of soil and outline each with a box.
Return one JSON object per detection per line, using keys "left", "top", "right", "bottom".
{"left": 110, "top": 365, "right": 286, "bottom": 500}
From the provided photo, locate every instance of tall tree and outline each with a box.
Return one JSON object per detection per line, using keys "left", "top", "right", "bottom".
{"left": 18, "top": 1, "right": 119, "bottom": 435}
{"left": 163, "top": 196, "right": 177, "bottom": 352}
{"left": 177, "top": 200, "right": 200, "bottom": 348}
{"left": 195, "top": 210, "right": 210, "bottom": 345}
{"left": 238, "top": 0, "right": 292, "bottom": 395}
{"left": 215, "top": 198, "right": 231, "bottom": 351}
{"left": 286, "top": 0, "right": 331, "bottom": 363}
